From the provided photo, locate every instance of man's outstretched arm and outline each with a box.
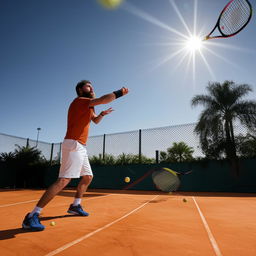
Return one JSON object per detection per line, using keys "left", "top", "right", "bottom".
{"left": 89, "top": 87, "right": 129, "bottom": 107}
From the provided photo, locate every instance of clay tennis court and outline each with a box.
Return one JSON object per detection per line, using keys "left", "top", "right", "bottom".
{"left": 0, "top": 189, "right": 255, "bottom": 256}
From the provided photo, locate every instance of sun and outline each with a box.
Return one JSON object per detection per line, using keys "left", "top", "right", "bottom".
{"left": 185, "top": 36, "right": 203, "bottom": 52}
{"left": 124, "top": 1, "right": 245, "bottom": 83}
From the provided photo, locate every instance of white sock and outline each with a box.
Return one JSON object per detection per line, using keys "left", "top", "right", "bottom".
{"left": 29, "top": 206, "right": 42, "bottom": 218}
{"left": 72, "top": 198, "right": 81, "bottom": 206}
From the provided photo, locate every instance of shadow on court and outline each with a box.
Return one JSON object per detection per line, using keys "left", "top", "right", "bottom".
{"left": 147, "top": 198, "right": 169, "bottom": 203}
{"left": 40, "top": 214, "right": 81, "bottom": 221}
{"left": 0, "top": 215, "right": 82, "bottom": 240}
{"left": 57, "top": 191, "right": 107, "bottom": 197}
{"left": 0, "top": 228, "right": 33, "bottom": 240}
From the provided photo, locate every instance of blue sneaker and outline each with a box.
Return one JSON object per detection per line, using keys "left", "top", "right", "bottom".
{"left": 67, "top": 204, "right": 89, "bottom": 216}
{"left": 22, "top": 213, "right": 45, "bottom": 231}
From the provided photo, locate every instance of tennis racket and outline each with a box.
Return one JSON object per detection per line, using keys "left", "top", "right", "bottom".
{"left": 204, "top": 0, "right": 252, "bottom": 40}
{"left": 152, "top": 167, "right": 192, "bottom": 193}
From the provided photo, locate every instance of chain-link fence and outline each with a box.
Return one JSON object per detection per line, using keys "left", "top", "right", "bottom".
{"left": 0, "top": 133, "right": 61, "bottom": 163}
{"left": 0, "top": 122, "right": 250, "bottom": 162}
{"left": 86, "top": 122, "right": 250, "bottom": 160}
{"left": 86, "top": 123, "right": 202, "bottom": 160}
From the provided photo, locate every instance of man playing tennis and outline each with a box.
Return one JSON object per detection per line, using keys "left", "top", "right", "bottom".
{"left": 22, "top": 80, "right": 129, "bottom": 231}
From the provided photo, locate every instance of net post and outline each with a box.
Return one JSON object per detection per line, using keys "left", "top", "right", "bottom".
{"left": 59, "top": 143, "right": 62, "bottom": 164}
{"left": 103, "top": 134, "right": 106, "bottom": 162}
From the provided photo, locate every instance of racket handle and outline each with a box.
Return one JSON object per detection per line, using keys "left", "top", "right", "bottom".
{"left": 177, "top": 170, "right": 193, "bottom": 175}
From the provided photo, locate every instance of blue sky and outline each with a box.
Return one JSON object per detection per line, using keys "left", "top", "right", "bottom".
{"left": 1, "top": 0, "right": 256, "bottom": 143}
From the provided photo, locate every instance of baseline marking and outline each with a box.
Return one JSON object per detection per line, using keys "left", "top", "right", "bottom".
{"left": 0, "top": 194, "right": 114, "bottom": 208}
{"left": 0, "top": 199, "right": 38, "bottom": 208}
{"left": 192, "top": 197, "right": 223, "bottom": 256}
{"left": 45, "top": 195, "right": 159, "bottom": 256}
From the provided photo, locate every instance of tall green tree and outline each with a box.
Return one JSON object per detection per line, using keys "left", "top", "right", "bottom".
{"left": 191, "top": 80, "right": 256, "bottom": 161}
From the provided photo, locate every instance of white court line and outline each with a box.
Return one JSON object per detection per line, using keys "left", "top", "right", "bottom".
{"left": 0, "top": 194, "right": 114, "bottom": 208}
{"left": 192, "top": 197, "right": 223, "bottom": 256}
{"left": 45, "top": 195, "right": 159, "bottom": 256}
{"left": 0, "top": 199, "right": 38, "bottom": 208}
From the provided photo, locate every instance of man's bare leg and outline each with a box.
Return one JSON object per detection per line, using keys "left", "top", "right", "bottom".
{"left": 37, "top": 178, "right": 71, "bottom": 208}
{"left": 22, "top": 177, "right": 71, "bottom": 231}
{"left": 75, "top": 175, "right": 93, "bottom": 199}
{"left": 68, "top": 175, "right": 93, "bottom": 216}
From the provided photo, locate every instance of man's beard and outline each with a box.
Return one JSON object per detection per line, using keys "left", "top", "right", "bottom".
{"left": 81, "top": 91, "right": 95, "bottom": 98}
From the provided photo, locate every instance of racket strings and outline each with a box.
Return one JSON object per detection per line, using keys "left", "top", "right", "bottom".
{"left": 221, "top": 4, "right": 249, "bottom": 33}
{"left": 220, "top": 0, "right": 251, "bottom": 35}
{"left": 152, "top": 170, "right": 180, "bottom": 192}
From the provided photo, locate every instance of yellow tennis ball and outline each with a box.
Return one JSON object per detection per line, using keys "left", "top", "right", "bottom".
{"left": 183, "top": 198, "right": 187, "bottom": 203}
{"left": 50, "top": 221, "right": 56, "bottom": 226}
{"left": 98, "top": 0, "right": 124, "bottom": 9}
{"left": 124, "top": 177, "right": 130, "bottom": 183}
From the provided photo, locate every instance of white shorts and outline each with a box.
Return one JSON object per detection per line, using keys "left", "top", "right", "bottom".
{"left": 58, "top": 139, "right": 93, "bottom": 178}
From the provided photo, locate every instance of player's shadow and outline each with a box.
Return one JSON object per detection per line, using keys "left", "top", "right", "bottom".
{"left": 40, "top": 214, "right": 80, "bottom": 221}
{"left": 58, "top": 191, "right": 106, "bottom": 198}
{"left": 0, "top": 215, "right": 79, "bottom": 240}
{"left": 0, "top": 228, "right": 33, "bottom": 240}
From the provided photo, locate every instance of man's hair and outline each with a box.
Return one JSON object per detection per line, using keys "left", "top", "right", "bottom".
{"left": 76, "top": 80, "right": 91, "bottom": 96}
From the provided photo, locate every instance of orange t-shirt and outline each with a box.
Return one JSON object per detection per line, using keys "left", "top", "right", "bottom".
{"left": 64, "top": 97, "right": 94, "bottom": 145}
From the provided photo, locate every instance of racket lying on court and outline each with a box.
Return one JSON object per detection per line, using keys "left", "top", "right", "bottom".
{"left": 204, "top": 0, "right": 252, "bottom": 40}
{"left": 152, "top": 168, "right": 193, "bottom": 193}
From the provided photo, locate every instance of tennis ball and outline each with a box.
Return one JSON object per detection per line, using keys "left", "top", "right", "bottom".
{"left": 124, "top": 177, "right": 130, "bottom": 183}
{"left": 183, "top": 198, "right": 187, "bottom": 203}
{"left": 98, "top": 0, "right": 124, "bottom": 9}
{"left": 50, "top": 221, "right": 56, "bottom": 226}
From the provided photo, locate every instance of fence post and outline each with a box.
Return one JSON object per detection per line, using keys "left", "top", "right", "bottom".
{"left": 103, "top": 134, "right": 106, "bottom": 161}
{"left": 139, "top": 129, "right": 142, "bottom": 163}
{"left": 59, "top": 143, "right": 62, "bottom": 164}
{"left": 156, "top": 150, "right": 159, "bottom": 164}
{"left": 50, "top": 143, "right": 54, "bottom": 165}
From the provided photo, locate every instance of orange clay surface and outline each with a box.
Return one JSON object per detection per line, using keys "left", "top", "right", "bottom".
{"left": 0, "top": 189, "right": 256, "bottom": 256}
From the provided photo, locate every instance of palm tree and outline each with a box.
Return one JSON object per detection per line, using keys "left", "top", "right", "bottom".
{"left": 236, "top": 134, "right": 256, "bottom": 158}
{"left": 0, "top": 145, "right": 47, "bottom": 188}
{"left": 160, "top": 142, "right": 194, "bottom": 163}
{"left": 0, "top": 152, "right": 16, "bottom": 163}
{"left": 14, "top": 145, "right": 44, "bottom": 165}
{"left": 191, "top": 80, "right": 256, "bottom": 162}
{"left": 167, "top": 142, "right": 194, "bottom": 162}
